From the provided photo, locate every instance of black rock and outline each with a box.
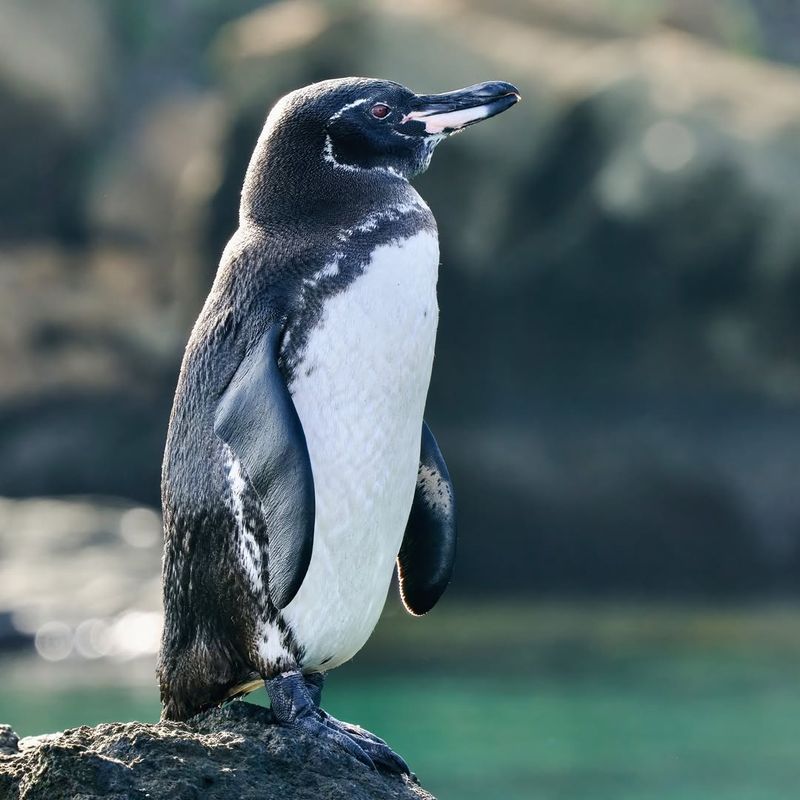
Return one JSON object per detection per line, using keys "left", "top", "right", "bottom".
{"left": 0, "top": 702, "right": 434, "bottom": 800}
{"left": 0, "top": 727, "right": 18, "bottom": 756}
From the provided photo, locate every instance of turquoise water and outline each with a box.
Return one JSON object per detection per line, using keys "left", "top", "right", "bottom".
{"left": 2, "top": 604, "right": 799, "bottom": 799}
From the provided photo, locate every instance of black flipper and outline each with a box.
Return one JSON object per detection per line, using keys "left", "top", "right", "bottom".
{"left": 214, "top": 325, "right": 315, "bottom": 609}
{"left": 397, "top": 421, "right": 457, "bottom": 615}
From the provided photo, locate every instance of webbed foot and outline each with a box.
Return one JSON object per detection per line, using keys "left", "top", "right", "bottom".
{"left": 265, "top": 670, "right": 410, "bottom": 775}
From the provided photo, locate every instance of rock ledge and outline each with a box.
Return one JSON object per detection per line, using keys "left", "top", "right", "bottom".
{"left": 0, "top": 702, "right": 434, "bottom": 800}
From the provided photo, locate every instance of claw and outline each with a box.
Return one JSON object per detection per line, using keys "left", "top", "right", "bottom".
{"left": 319, "top": 710, "right": 386, "bottom": 744}
{"left": 304, "top": 713, "right": 377, "bottom": 770}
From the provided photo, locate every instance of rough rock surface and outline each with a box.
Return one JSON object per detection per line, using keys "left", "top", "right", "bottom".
{"left": 0, "top": 702, "right": 434, "bottom": 800}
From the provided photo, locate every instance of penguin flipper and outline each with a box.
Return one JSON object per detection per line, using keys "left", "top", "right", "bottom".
{"left": 397, "top": 421, "right": 457, "bottom": 615}
{"left": 214, "top": 324, "right": 315, "bottom": 609}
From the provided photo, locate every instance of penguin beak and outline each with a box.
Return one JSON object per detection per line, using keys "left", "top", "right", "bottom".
{"left": 401, "top": 81, "right": 521, "bottom": 135}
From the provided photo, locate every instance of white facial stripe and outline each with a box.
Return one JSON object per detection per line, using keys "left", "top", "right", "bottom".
{"left": 403, "top": 104, "right": 490, "bottom": 134}
{"left": 329, "top": 97, "right": 370, "bottom": 121}
{"left": 323, "top": 133, "right": 405, "bottom": 179}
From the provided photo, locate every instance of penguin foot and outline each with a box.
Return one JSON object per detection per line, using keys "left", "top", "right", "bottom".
{"left": 265, "top": 671, "right": 410, "bottom": 775}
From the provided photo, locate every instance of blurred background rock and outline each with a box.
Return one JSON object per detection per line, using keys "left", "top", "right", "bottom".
{"left": 2, "top": 2, "right": 800, "bottom": 798}
{"left": 3, "top": 0, "right": 800, "bottom": 597}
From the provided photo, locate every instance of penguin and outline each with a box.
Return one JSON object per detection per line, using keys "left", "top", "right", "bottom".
{"left": 158, "top": 77, "right": 520, "bottom": 772}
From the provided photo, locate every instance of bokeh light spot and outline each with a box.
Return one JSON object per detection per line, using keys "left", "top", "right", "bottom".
{"left": 34, "top": 621, "right": 73, "bottom": 661}
{"left": 73, "top": 618, "right": 112, "bottom": 659}
{"left": 642, "top": 120, "right": 696, "bottom": 172}
{"left": 109, "top": 611, "right": 163, "bottom": 660}
{"left": 119, "top": 507, "right": 162, "bottom": 549}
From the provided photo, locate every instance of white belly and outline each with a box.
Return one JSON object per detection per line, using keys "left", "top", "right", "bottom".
{"left": 281, "top": 229, "right": 439, "bottom": 671}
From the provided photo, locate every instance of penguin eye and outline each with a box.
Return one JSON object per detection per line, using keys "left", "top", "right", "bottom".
{"left": 370, "top": 103, "right": 391, "bottom": 120}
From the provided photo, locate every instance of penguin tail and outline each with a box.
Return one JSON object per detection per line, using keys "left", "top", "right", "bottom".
{"left": 157, "top": 634, "right": 252, "bottom": 721}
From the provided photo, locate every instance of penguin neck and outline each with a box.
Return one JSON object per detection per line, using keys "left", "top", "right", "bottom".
{"left": 239, "top": 127, "right": 413, "bottom": 233}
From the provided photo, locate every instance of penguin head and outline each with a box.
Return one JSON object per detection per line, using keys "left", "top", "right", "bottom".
{"left": 242, "top": 77, "right": 520, "bottom": 221}
{"left": 320, "top": 78, "right": 521, "bottom": 178}
{"left": 261, "top": 78, "right": 520, "bottom": 179}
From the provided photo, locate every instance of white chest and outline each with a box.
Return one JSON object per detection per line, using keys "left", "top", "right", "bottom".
{"left": 281, "top": 229, "right": 440, "bottom": 670}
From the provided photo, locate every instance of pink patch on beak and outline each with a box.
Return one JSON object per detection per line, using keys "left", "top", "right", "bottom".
{"left": 402, "top": 105, "right": 491, "bottom": 134}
